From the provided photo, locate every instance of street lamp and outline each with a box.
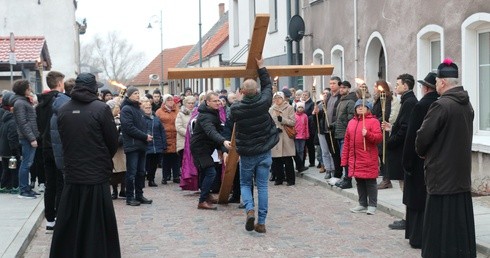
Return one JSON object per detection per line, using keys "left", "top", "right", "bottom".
{"left": 147, "top": 10, "right": 164, "bottom": 94}
{"left": 199, "top": 0, "right": 203, "bottom": 93}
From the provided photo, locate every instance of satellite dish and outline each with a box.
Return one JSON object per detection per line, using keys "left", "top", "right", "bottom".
{"left": 288, "top": 15, "right": 305, "bottom": 42}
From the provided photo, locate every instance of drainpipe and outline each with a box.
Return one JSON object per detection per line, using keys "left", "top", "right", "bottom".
{"left": 287, "top": 0, "right": 293, "bottom": 88}
{"left": 354, "top": 0, "right": 358, "bottom": 79}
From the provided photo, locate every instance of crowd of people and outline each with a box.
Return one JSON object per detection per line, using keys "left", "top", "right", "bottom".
{"left": 0, "top": 57, "right": 476, "bottom": 257}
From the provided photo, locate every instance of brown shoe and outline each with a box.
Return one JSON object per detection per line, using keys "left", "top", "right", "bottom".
{"left": 254, "top": 223, "right": 266, "bottom": 233}
{"left": 198, "top": 201, "right": 217, "bottom": 210}
{"left": 377, "top": 180, "right": 393, "bottom": 189}
{"left": 245, "top": 210, "right": 255, "bottom": 231}
{"left": 206, "top": 194, "right": 218, "bottom": 204}
{"left": 319, "top": 165, "right": 326, "bottom": 173}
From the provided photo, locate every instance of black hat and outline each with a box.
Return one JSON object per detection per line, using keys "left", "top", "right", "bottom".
{"left": 417, "top": 72, "right": 437, "bottom": 89}
{"left": 437, "top": 58, "right": 459, "bottom": 78}
{"left": 75, "top": 73, "right": 103, "bottom": 93}
{"left": 341, "top": 81, "right": 351, "bottom": 88}
{"left": 2, "top": 92, "right": 14, "bottom": 106}
{"left": 282, "top": 88, "right": 292, "bottom": 98}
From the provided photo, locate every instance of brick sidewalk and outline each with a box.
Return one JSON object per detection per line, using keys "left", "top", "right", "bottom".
{"left": 24, "top": 171, "right": 426, "bottom": 257}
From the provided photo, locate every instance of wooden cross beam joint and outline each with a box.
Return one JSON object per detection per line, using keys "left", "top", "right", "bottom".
{"left": 168, "top": 14, "right": 334, "bottom": 80}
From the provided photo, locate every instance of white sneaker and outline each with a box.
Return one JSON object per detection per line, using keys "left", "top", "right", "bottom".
{"left": 38, "top": 183, "right": 45, "bottom": 193}
{"left": 350, "top": 205, "right": 368, "bottom": 213}
{"left": 367, "top": 206, "right": 376, "bottom": 215}
{"left": 328, "top": 177, "right": 341, "bottom": 186}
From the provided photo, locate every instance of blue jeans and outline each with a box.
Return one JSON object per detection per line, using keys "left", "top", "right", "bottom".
{"left": 125, "top": 151, "right": 146, "bottom": 199}
{"left": 199, "top": 166, "right": 216, "bottom": 203}
{"left": 240, "top": 151, "right": 272, "bottom": 225}
{"left": 19, "top": 139, "right": 36, "bottom": 193}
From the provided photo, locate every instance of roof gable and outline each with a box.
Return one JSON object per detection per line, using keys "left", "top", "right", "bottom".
{"left": 187, "top": 22, "right": 229, "bottom": 65}
{"left": 0, "top": 36, "right": 52, "bottom": 69}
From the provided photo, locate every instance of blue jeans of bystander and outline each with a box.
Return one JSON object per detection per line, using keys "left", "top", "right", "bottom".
{"left": 19, "top": 139, "right": 36, "bottom": 193}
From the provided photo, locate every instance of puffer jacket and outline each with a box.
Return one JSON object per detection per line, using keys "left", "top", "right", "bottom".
{"left": 156, "top": 104, "right": 179, "bottom": 153}
{"left": 334, "top": 92, "right": 357, "bottom": 139}
{"left": 295, "top": 111, "right": 309, "bottom": 140}
{"left": 145, "top": 113, "right": 167, "bottom": 154}
{"left": 36, "top": 90, "right": 59, "bottom": 149}
{"left": 50, "top": 93, "right": 71, "bottom": 170}
{"left": 0, "top": 111, "right": 20, "bottom": 157}
{"left": 11, "top": 95, "right": 39, "bottom": 142}
{"left": 190, "top": 102, "right": 226, "bottom": 170}
{"left": 230, "top": 67, "right": 279, "bottom": 156}
{"left": 120, "top": 97, "right": 148, "bottom": 153}
{"left": 341, "top": 113, "right": 382, "bottom": 179}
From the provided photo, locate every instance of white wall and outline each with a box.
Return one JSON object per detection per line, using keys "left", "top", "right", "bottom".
{"left": 0, "top": 0, "right": 79, "bottom": 80}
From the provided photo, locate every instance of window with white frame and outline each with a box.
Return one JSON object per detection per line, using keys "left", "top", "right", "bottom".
{"left": 233, "top": 0, "right": 239, "bottom": 46}
{"left": 430, "top": 40, "right": 441, "bottom": 72}
{"left": 313, "top": 49, "right": 325, "bottom": 91}
{"left": 331, "top": 46, "right": 344, "bottom": 80}
{"left": 479, "top": 31, "right": 490, "bottom": 131}
{"left": 269, "top": 0, "right": 278, "bottom": 33}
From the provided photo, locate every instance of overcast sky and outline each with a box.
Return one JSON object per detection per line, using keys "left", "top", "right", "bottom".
{"left": 76, "top": 0, "right": 228, "bottom": 64}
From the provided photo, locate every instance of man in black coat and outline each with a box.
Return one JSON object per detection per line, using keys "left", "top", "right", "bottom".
{"left": 401, "top": 72, "right": 439, "bottom": 248}
{"left": 382, "top": 73, "right": 418, "bottom": 230}
{"left": 191, "top": 92, "right": 231, "bottom": 210}
{"left": 50, "top": 73, "right": 121, "bottom": 258}
{"left": 230, "top": 57, "right": 279, "bottom": 233}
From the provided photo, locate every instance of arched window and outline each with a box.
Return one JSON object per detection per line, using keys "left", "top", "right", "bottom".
{"left": 364, "top": 32, "right": 388, "bottom": 89}
{"left": 417, "top": 25, "right": 444, "bottom": 98}
{"left": 330, "top": 45, "right": 344, "bottom": 80}
{"left": 462, "top": 13, "right": 490, "bottom": 134}
{"left": 313, "top": 49, "right": 325, "bottom": 91}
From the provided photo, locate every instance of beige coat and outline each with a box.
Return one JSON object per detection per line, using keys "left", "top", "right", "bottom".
{"left": 175, "top": 109, "right": 192, "bottom": 152}
{"left": 269, "top": 102, "right": 296, "bottom": 158}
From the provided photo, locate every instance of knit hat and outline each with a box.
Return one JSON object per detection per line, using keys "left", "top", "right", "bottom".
{"left": 296, "top": 101, "right": 305, "bottom": 109}
{"left": 2, "top": 91, "right": 14, "bottom": 106}
{"left": 273, "top": 91, "right": 285, "bottom": 99}
{"left": 162, "top": 94, "right": 173, "bottom": 102}
{"left": 75, "top": 73, "right": 103, "bottom": 93}
{"left": 354, "top": 99, "right": 373, "bottom": 110}
{"left": 106, "top": 99, "right": 116, "bottom": 110}
{"left": 282, "top": 88, "right": 292, "bottom": 98}
{"left": 126, "top": 86, "right": 139, "bottom": 97}
{"left": 341, "top": 81, "right": 352, "bottom": 88}
{"left": 437, "top": 58, "right": 459, "bottom": 78}
{"left": 418, "top": 72, "right": 437, "bottom": 89}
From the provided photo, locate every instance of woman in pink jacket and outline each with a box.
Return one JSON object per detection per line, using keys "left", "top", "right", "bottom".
{"left": 341, "top": 99, "right": 382, "bottom": 215}
{"left": 294, "top": 101, "right": 309, "bottom": 172}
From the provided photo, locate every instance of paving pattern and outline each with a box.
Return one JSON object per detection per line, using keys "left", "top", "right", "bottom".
{"left": 23, "top": 170, "right": 431, "bottom": 258}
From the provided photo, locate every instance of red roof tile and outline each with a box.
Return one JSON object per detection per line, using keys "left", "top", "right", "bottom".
{"left": 188, "top": 22, "right": 229, "bottom": 64}
{"left": 0, "top": 36, "right": 47, "bottom": 63}
{"left": 131, "top": 45, "right": 193, "bottom": 86}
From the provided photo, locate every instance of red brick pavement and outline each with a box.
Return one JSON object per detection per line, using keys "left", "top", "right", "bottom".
{"left": 24, "top": 174, "right": 423, "bottom": 257}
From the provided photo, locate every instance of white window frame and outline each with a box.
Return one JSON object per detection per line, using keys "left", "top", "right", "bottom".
{"left": 416, "top": 24, "right": 444, "bottom": 99}
{"left": 462, "top": 12, "right": 490, "bottom": 153}
{"left": 330, "top": 45, "right": 345, "bottom": 81}
{"left": 313, "top": 49, "right": 325, "bottom": 92}
{"left": 269, "top": 0, "right": 278, "bottom": 33}
{"left": 233, "top": 0, "right": 239, "bottom": 47}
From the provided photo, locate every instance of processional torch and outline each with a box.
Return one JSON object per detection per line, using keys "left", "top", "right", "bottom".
{"left": 109, "top": 80, "right": 127, "bottom": 98}
{"left": 378, "top": 85, "right": 386, "bottom": 163}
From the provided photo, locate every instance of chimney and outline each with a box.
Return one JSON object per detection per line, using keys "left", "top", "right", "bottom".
{"left": 219, "top": 3, "right": 225, "bottom": 18}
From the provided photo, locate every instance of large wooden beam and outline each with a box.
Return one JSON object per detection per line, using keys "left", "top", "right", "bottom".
{"left": 168, "top": 65, "right": 334, "bottom": 79}
{"left": 245, "top": 14, "right": 269, "bottom": 70}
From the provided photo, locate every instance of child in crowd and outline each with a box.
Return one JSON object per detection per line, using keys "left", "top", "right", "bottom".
{"left": 294, "top": 102, "right": 309, "bottom": 173}
{"left": 341, "top": 99, "right": 382, "bottom": 215}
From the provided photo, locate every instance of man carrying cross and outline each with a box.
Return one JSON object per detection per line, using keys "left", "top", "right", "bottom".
{"left": 230, "top": 57, "right": 279, "bottom": 233}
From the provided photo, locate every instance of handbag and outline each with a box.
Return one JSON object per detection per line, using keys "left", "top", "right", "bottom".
{"left": 283, "top": 124, "right": 296, "bottom": 139}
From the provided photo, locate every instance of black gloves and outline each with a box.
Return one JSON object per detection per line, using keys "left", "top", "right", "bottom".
{"left": 277, "top": 115, "right": 282, "bottom": 122}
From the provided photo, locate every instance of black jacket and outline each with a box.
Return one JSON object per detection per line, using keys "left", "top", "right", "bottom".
{"left": 230, "top": 68, "right": 279, "bottom": 156}
{"left": 386, "top": 90, "right": 418, "bottom": 180}
{"left": 416, "top": 87, "right": 474, "bottom": 195}
{"left": 0, "top": 111, "right": 20, "bottom": 157}
{"left": 120, "top": 97, "right": 148, "bottom": 153}
{"left": 57, "top": 87, "right": 118, "bottom": 185}
{"left": 190, "top": 102, "right": 226, "bottom": 170}
{"left": 402, "top": 91, "right": 439, "bottom": 209}
{"left": 36, "top": 90, "right": 59, "bottom": 149}
{"left": 11, "top": 95, "right": 39, "bottom": 142}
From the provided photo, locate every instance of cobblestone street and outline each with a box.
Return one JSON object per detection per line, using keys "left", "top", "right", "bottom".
{"left": 24, "top": 172, "right": 423, "bottom": 257}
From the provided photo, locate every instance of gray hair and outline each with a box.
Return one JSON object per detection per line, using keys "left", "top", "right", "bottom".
{"left": 444, "top": 78, "right": 459, "bottom": 87}
{"left": 241, "top": 79, "right": 258, "bottom": 96}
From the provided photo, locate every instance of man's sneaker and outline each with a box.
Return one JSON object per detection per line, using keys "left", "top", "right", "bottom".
{"left": 18, "top": 191, "right": 36, "bottom": 199}
{"left": 30, "top": 190, "right": 41, "bottom": 195}
{"left": 324, "top": 172, "right": 332, "bottom": 180}
{"left": 38, "top": 183, "right": 46, "bottom": 193}
{"left": 46, "top": 221, "right": 55, "bottom": 234}
{"left": 388, "top": 219, "right": 406, "bottom": 230}
{"left": 29, "top": 181, "right": 35, "bottom": 189}
{"left": 0, "top": 187, "right": 9, "bottom": 193}
{"left": 366, "top": 206, "right": 376, "bottom": 215}
{"left": 350, "top": 205, "right": 367, "bottom": 213}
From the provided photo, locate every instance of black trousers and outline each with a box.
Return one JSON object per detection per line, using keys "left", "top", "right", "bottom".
{"left": 30, "top": 146, "right": 45, "bottom": 184}
{"left": 145, "top": 153, "right": 162, "bottom": 181}
{"left": 271, "top": 156, "right": 295, "bottom": 185}
{"left": 43, "top": 149, "right": 64, "bottom": 222}
{"left": 326, "top": 134, "right": 342, "bottom": 178}
{"left": 1, "top": 157, "right": 19, "bottom": 189}
{"left": 162, "top": 153, "right": 180, "bottom": 181}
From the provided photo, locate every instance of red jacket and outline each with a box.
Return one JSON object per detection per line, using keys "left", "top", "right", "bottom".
{"left": 341, "top": 113, "right": 382, "bottom": 179}
{"left": 294, "top": 112, "right": 309, "bottom": 140}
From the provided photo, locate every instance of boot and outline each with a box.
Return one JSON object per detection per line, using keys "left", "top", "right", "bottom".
{"left": 245, "top": 210, "right": 255, "bottom": 231}
{"left": 198, "top": 201, "right": 217, "bottom": 210}
{"left": 111, "top": 186, "right": 118, "bottom": 199}
{"left": 319, "top": 165, "right": 326, "bottom": 173}
{"left": 254, "top": 223, "right": 266, "bottom": 233}
{"left": 378, "top": 179, "right": 393, "bottom": 189}
{"left": 136, "top": 195, "right": 153, "bottom": 204}
{"left": 228, "top": 196, "right": 240, "bottom": 203}
{"left": 148, "top": 180, "right": 158, "bottom": 187}
{"left": 206, "top": 194, "right": 218, "bottom": 204}
{"left": 126, "top": 198, "right": 141, "bottom": 206}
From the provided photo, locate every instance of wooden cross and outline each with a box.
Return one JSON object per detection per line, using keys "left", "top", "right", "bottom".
{"left": 168, "top": 14, "right": 334, "bottom": 204}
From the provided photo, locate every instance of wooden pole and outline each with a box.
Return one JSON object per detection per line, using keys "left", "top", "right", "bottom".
{"left": 380, "top": 90, "right": 386, "bottom": 163}
{"left": 361, "top": 86, "right": 366, "bottom": 151}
